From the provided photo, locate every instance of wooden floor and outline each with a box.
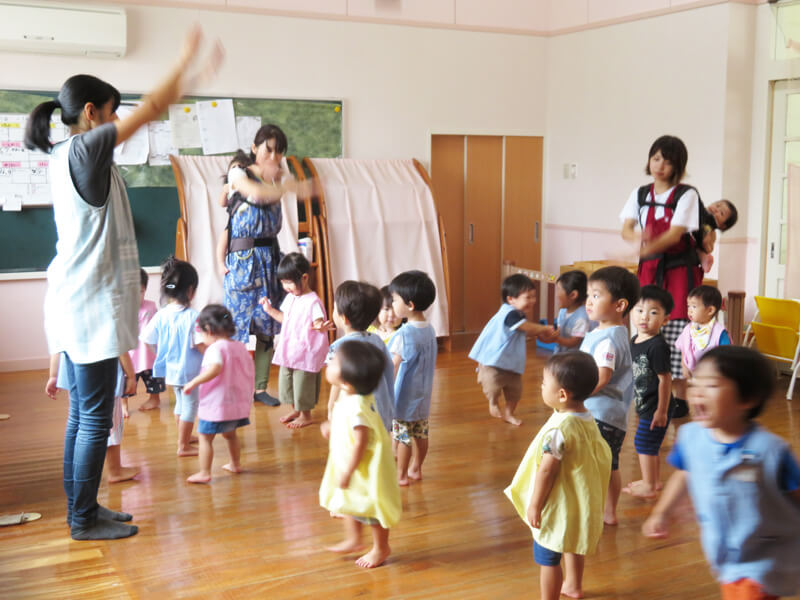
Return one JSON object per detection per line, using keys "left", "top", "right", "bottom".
{"left": 1, "top": 348, "right": 799, "bottom": 600}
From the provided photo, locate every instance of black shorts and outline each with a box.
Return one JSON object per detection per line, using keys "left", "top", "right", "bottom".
{"left": 136, "top": 369, "right": 166, "bottom": 394}
{"left": 595, "top": 419, "right": 626, "bottom": 471}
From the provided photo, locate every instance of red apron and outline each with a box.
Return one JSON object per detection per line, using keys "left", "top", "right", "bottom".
{"left": 637, "top": 185, "right": 702, "bottom": 321}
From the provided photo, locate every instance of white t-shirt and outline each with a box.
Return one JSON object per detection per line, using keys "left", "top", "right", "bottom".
{"left": 280, "top": 294, "right": 325, "bottom": 321}
{"left": 619, "top": 185, "right": 699, "bottom": 232}
{"left": 202, "top": 343, "right": 223, "bottom": 367}
{"left": 591, "top": 338, "right": 617, "bottom": 371}
{"left": 389, "top": 320, "right": 429, "bottom": 357}
{"left": 542, "top": 411, "right": 595, "bottom": 460}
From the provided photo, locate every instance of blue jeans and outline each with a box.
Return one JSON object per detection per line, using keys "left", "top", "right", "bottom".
{"left": 62, "top": 353, "right": 117, "bottom": 529}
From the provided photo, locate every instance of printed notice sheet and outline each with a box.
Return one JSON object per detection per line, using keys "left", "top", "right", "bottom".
{"left": 168, "top": 104, "right": 202, "bottom": 149}
{"left": 196, "top": 99, "right": 238, "bottom": 155}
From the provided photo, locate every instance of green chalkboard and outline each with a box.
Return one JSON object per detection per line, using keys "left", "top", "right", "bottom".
{"left": 0, "top": 89, "right": 342, "bottom": 271}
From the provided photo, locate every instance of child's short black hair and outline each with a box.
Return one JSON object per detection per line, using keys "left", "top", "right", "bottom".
{"left": 688, "top": 285, "right": 722, "bottom": 316}
{"left": 140, "top": 268, "right": 148, "bottom": 289}
{"left": 160, "top": 255, "right": 198, "bottom": 307}
{"left": 545, "top": 352, "right": 598, "bottom": 403}
{"left": 501, "top": 274, "right": 535, "bottom": 303}
{"left": 638, "top": 284, "right": 674, "bottom": 315}
{"left": 335, "top": 340, "right": 387, "bottom": 395}
{"left": 556, "top": 270, "right": 588, "bottom": 304}
{"left": 696, "top": 346, "right": 775, "bottom": 419}
{"left": 335, "top": 281, "right": 382, "bottom": 331}
{"left": 196, "top": 304, "right": 237, "bottom": 338}
{"left": 379, "top": 285, "right": 392, "bottom": 308}
{"left": 389, "top": 270, "right": 436, "bottom": 312}
{"left": 645, "top": 135, "right": 688, "bottom": 186}
{"left": 588, "top": 266, "right": 641, "bottom": 317}
{"left": 277, "top": 252, "right": 310, "bottom": 286}
{"left": 719, "top": 199, "right": 738, "bottom": 230}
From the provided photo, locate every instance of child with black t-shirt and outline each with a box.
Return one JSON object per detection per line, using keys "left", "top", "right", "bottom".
{"left": 623, "top": 285, "right": 676, "bottom": 499}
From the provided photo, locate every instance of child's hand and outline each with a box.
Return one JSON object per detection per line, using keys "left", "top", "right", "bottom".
{"left": 526, "top": 505, "right": 542, "bottom": 529}
{"left": 311, "top": 319, "right": 335, "bottom": 333}
{"left": 339, "top": 472, "right": 352, "bottom": 489}
{"left": 183, "top": 381, "right": 196, "bottom": 395}
{"left": 642, "top": 514, "right": 669, "bottom": 538}
{"left": 45, "top": 377, "right": 58, "bottom": 400}
{"left": 651, "top": 410, "right": 668, "bottom": 430}
{"left": 124, "top": 374, "right": 137, "bottom": 397}
{"left": 320, "top": 420, "right": 331, "bottom": 439}
{"left": 259, "top": 296, "right": 271, "bottom": 310}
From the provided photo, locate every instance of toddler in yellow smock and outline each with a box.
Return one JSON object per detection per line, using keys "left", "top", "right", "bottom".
{"left": 505, "top": 352, "right": 611, "bottom": 600}
{"left": 319, "top": 340, "right": 401, "bottom": 569}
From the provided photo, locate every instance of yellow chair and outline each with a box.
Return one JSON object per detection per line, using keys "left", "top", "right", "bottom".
{"left": 748, "top": 296, "right": 800, "bottom": 399}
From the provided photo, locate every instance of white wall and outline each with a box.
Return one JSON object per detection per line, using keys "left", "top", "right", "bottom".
{"left": 0, "top": 4, "right": 547, "bottom": 370}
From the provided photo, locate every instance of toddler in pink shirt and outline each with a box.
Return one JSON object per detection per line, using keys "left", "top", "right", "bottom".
{"left": 128, "top": 268, "right": 166, "bottom": 414}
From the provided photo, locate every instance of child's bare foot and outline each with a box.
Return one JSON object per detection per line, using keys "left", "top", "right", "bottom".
{"left": 489, "top": 404, "right": 502, "bottom": 419}
{"left": 280, "top": 410, "right": 300, "bottom": 424}
{"left": 655, "top": 481, "right": 664, "bottom": 491}
{"left": 397, "top": 476, "right": 409, "bottom": 487}
{"left": 286, "top": 416, "right": 314, "bottom": 429}
{"left": 408, "top": 467, "right": 422, "bottom": 481}
{"left": 326, "top": 540, "right": 365, "bottom": 554}
{"left": 330, "top": 511, "right": 344, "bottom": 519}
{"left": 107, "top": 466, "right": 139, "bottom": 483}
{"left": 561, "top": 583, "right": 584, "bottom": 599}
{"left": 603, "top": 511, "right": 618, "bottom": 526}
{"left": 187, "top": 472, "right": 211, "bottom": 484}
{"left": 177, "top": 446, "right": 199, "bottom": 457}
{"left": 355, "top": 545, "right": 390, "bottom": 569}
{"left": 138, "top": 396, "right": 160, "bottom": 411}
{"left": 121, "top": 400, "right": 130, "bottom": 419}
{"left": 190, "top": 436, "right": 199, "bottom": 444}
{"left": 623, "top": 480, "right": 658, "bottom": 499}
{"left": 503, "top": 413, "right": 522, "bottom": 426}
{"left": 222, "top": 463, "right": 242, "bottom": 474}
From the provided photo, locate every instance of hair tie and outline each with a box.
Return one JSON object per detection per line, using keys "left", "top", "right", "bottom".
{"left": 166, "top": 283, "right": 176, "bottom": 289}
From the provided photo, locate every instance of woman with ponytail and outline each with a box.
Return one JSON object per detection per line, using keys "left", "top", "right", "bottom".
{"left": 32, "top": 28, "right": 222, "bottom": 541}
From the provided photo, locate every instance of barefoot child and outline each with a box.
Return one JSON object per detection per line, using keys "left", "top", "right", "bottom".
{"left": 389, "top": 270, "right": 438, "bottom": 486}
{"left": 469, "top": 274, "right": 553, "bottom": 426}
{"left": 623, "top": 285, "right": 675, "bottom": 499}
{"left": 183, "top": 305, "right": 254, "bottom": 483}
{"left": 129, "top": 268, "right": 165, "bottom": 414}
{"left": 544, "top": 270, "right": 593, "bottom": 354}
{"left": 675, "top": 285, "right": 730, "bottom": 379}
{"left": 140, "top": 257, "right": 202, "bottom": 457}
{"left": 260, "top": 252, "right": 329, "bottom": 429}
{"left": 48, "top": 353, "right": 140, "bottom": 483}
{"left": 326, "top": 281, "right": 394, "bottom": 432}
{"left": 367, "top": 286, "right": 402, "bottom": 344}
{"left": 505, "top": 352, "right": 611, "bottom": 600}
{"left": 580, "top": 266, "right": 640, "bottom": 525}
{"left": 319, "top": 340, "right": 401, "bottom": 569}
{"left": 643, "top": 346, "right": 800, "bottom": 599}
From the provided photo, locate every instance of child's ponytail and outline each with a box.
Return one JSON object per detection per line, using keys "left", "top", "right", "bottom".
{"left": 160, "top": 255, "right": 198, "bottom": 307}
{"left": 24, "top": 100, "right": 61, "bottom": 154}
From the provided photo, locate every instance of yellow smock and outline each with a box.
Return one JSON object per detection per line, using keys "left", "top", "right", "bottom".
{"left": 504, "top": 410, "right": 611, "bottom": 555}
{"left": 319, "top": 391, "right": 401, "bottom": 529}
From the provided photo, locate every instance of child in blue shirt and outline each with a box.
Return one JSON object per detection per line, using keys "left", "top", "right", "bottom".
{"left": 469, "top": 274, "right": 553, "bottom": 426}
{"left": 388, "top": 270, "right": 437, "bottom": 487}
{"left": 546, "top": 270, "right": 594, "bottom": 354}
{"left": 580, "top": 266, "right": 640, "bottom": 526}
{"left": 644, "top": 346, "right": 800, "bottom": 599}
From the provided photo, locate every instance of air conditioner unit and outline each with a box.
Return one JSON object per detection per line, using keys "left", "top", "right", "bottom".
{"left": 0, "top": 1, "right": 126, "bottom": 58}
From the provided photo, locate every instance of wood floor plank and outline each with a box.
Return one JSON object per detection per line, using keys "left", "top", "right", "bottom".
{"left": 0, "top": 348, "right": 798, "bottom": 599}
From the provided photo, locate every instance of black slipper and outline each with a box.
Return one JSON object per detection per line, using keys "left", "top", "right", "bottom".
{"left": 254, "top": 391, "right": 280, "bottom": 407}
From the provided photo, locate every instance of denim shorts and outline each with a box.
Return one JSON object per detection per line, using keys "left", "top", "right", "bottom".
{"left": 198, "top": 417, "right": 250, "bottom": 435}
{"left": 172, "top": 386, "right": 199, "bottom": 423}
{"left": 533, "top": 540, "right": 562, "bottom": 566}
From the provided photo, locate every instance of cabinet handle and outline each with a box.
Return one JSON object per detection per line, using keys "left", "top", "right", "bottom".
{"left": 469, "top": 223, "right": 474, "bottom": 244}
{"left": 534, "top": 221, "right": 540, "bottom": 243}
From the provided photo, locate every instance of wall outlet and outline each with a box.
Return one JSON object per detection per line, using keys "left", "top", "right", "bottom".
{"left": 563, "top": 163, "right": 578, "bottom": 179}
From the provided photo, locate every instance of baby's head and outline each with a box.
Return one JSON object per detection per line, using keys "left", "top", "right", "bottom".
{"left": 333, "top": 281, "right": 382, "bottom": 332}
{"left": 586, "top": 266, "right": 640, "bottom": 323}
{"left": 555, "top": 270, "right": 587, "bottom": 310}
{"left": 326, "top": 339, "right": 387, "bottom": 395}
{"left": 196, "top": 304, "right": 237, "bottom": 339}
{"left": 160, "top": 255, "right": 198, "bottom": 307}
{"left": 502, "top": 274, "right": 536, "bottom": 314}
{"left": 690, "top": 345, "right": 775, "bottom": 426}
{"left": 277, "top": 253, "right": 311, "bottom": 296}
{"left": 687, "top": 285, "right": 722, "bottom": 326}
{"left": 542, "top": 352, "right": 599, "bottom": 410}
{"left": 632, "top": 285, "right": 673, "bottom": 336}
{"left": 140, "top": 268, "right": 149, "bottom": 302}
{"left": 377, "top": 285, "right": 400, "bottom": 330}
{"left": 228, "top": 149, "right": 254, "bottom": 172}
{"left": 389, "top": 270, "right": 436, "bottom": 318}
{"left": 707, "top": 199, "right": 738, "bottom": 231}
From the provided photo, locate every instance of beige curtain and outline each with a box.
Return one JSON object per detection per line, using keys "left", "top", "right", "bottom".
{"left": 787, "top": 164, "right": 800, "bottom": 299}
{"left": 313, "top": 158, "right": 450, "bottom": 336}
{"left": 172, "top": 155, "right": 299, "bottom": 310}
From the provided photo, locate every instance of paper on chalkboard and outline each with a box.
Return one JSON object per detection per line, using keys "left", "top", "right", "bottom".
{"left": 169, "top": 104, "right": 202, "bottom": 149}
{"left": 148, "top": 121, "right": 178, "bottom": 166}
{"left": 197, "top": 99, "right": 238, "bottom": 155}
{"left": 236, "top": 116, "right": 261, "bottom": 151}
{"left": 113, "top": 104, "right": 149, "bottom": 165}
